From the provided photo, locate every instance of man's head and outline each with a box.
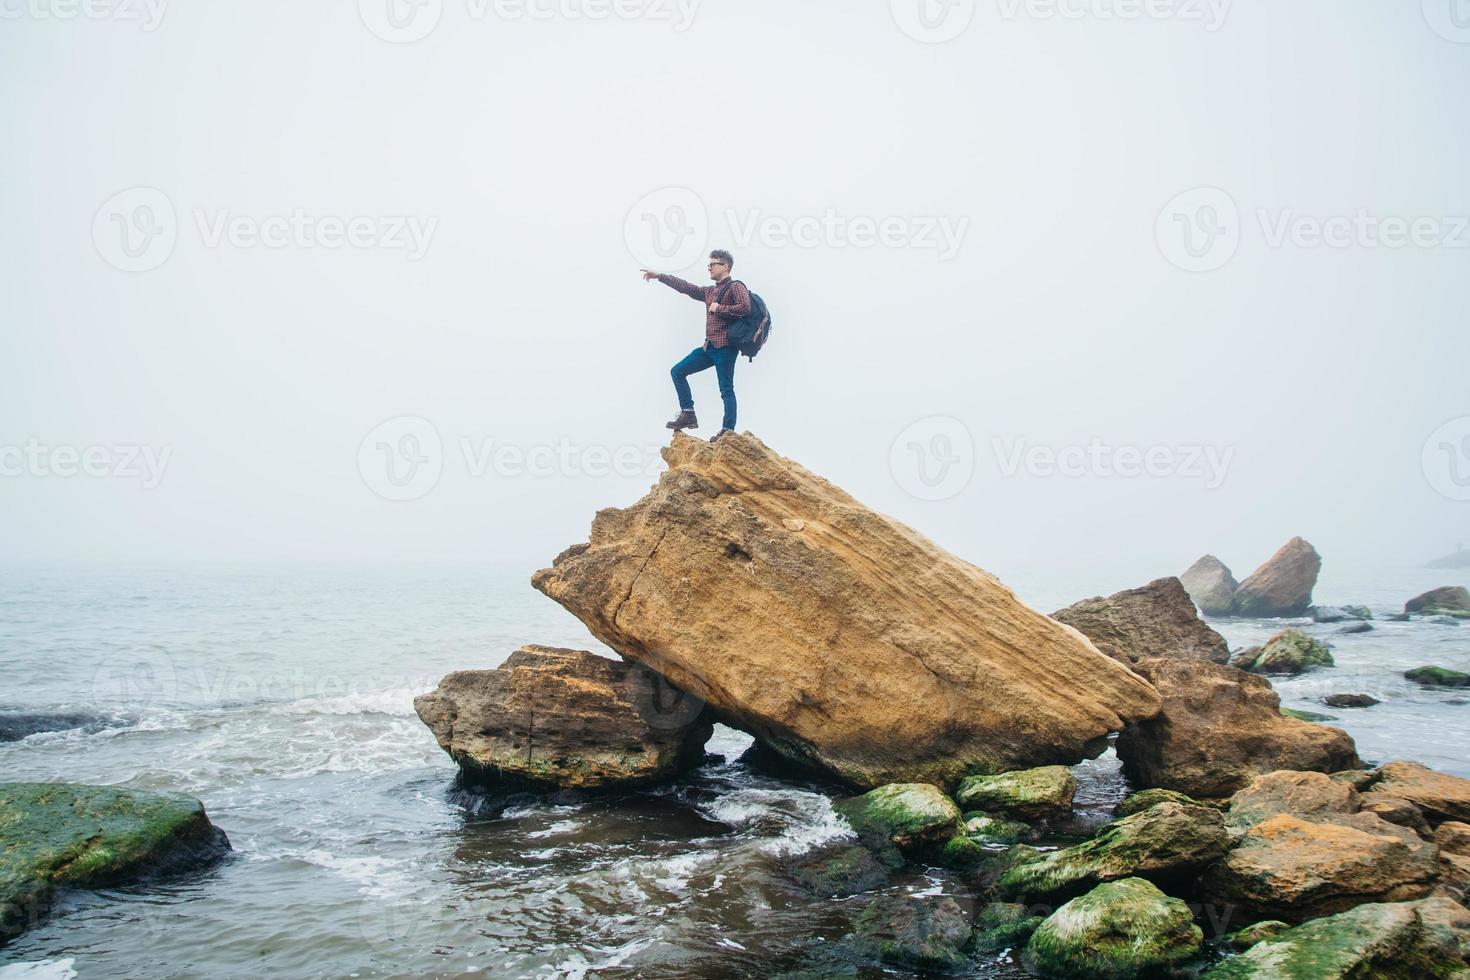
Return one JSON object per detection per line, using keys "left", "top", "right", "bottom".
{"left": 707, "top": 250, "right": 734, "bottom": 282}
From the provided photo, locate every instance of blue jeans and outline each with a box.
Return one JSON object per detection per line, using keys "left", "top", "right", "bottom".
{"left": 671, "top": 343, "right": 737, "bottom": 431}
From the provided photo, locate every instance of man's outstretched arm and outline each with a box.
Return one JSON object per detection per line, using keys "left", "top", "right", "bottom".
{"left": 641, "top": 269, "right": 707, "bottom": 302}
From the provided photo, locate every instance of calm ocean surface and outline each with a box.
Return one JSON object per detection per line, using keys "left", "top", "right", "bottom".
{"left": 1, "top": 560, "right": 1466, "bottom": 978}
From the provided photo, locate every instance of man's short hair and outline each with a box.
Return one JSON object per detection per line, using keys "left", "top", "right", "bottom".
{"left": 710, "top": 249, "right": 734, "bottom": 269}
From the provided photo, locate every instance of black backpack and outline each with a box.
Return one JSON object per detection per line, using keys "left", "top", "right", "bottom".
{"left": 718, "top": 280, "right": 772, "bottom": 361}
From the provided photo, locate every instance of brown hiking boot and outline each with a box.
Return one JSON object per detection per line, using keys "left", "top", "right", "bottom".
{"left": 665, "top": 410, "right": 698, "bottom": 431}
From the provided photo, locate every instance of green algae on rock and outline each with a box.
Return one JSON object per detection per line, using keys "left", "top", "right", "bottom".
{"left": 1022, "top": 877, "right": 1203, "bottom": 979}
{"left": 962, "top": 811, "right": 1035, "bottom": 844}
{"left": 1117, "top": 788, "right": 1199, "bottom": 817}
{"left": 954, "top": 766, "right": 1076, "bottom": 822}
{"left": 971, "top": 901, "right": 1044, "bottom": 954}
{"left": 1231, "top": 628, "right": 1334, "bottom": 675}
{"left": 1407, "top": 665, "right": 1470, "bottom": 689}
{"left": 851, "top": 893, "right": 973, "bottom": 973}
{"left": 833, "top": 783, "right": 962, "bottom": 856}
{"left": 1, "top": 783, "right": 230, "bottom": 946}
{"left": 1406, "top": 586, "right": 1470, "bottom": 619}
{"left": 1224, "top": 919, "right": 1291, "bottom": 950}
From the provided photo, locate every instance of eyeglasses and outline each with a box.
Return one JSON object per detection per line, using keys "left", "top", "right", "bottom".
{"left": 708, "top": 261, "right": 727, "bottom": 268}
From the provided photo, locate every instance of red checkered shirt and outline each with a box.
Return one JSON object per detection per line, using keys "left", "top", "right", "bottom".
{"left": 656, "top": 274, "right": 751, "bottom": 349}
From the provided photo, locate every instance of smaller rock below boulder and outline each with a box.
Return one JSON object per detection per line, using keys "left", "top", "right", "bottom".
{"left": 971, "top": 901, "right": 1044, "bottom": 954}
{"left": 954, "top": 766, "right": 1076, "bottom": 823}
{"left": 1230, "top": 628, "right": 1334, "bottom": 675}
{"left": 834, "top": 783, "right": 962, "bottom": 857}
{"left": 1022, "top": 878, "right": 1203, "bottom": 980}
{"left": 1368, "top": 761, "right": 1470, "bottom": 826}
{"left": 1407, "top": 587, "right": 1470, "bottom": 619}
{"left": 1223, "top": 919, "right": 1290, "bottom": 951}
{"left": 1224, "top": 770, "right": 1360, "bottom": 831}
{"left": 1325, "top": 693, "right": 1380, "bottom": 708}
{"left": 1232, "top": 537, "right": 1322, "bottom": 618}
{"left": 1435, "top": 822, "right": 1470, "bottom": 857}
{"left": 1180, "top": 555, "right": 1239, "bottom": 616}
{"left": 1407, "top": 666, "right": 1470, "bottom": 689}
{"left": 1117, "top": 788, "right": 1199, "bottom": 818}
{"left": 1359, "top": 793, "right": 1433, "bottom": 837}
{"left": 1312, "top": 605, "right": 1373, "bottom": 623}
{"left": 1052, "top": 576, "right": 1230, "bottom": 664}
{"left": 963, "top": 812, "right": 1035, "bottom": 845}
{"left": 852, "top": 894, "right": 973, "bottom": 973}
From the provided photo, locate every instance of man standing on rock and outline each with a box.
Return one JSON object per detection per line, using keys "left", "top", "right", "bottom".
{"left": 641, "top": 249, "right": 750, "bottom": 442}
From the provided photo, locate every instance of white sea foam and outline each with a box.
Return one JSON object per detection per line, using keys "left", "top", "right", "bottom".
{"left": 0, "top": 960, "right": 78, "bottom": 979}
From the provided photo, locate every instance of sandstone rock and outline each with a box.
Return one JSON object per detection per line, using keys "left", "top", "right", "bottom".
{"left": 1408, "top": 587, "right": 1470, "bottom": 619}
{"left": 1052, "top": 576, "right": 1230, "bottom": 664}
{"left": 1331, "top": 769, "right": 1378, "bottom": 790}
{"left": 953, "top": 766, "right": 1076, "bottom": 822}
{"left": 1324, "top": 692, "right": 1379, "bottom": 708}
{"left": 1180, "top": 555, "right": 1239, "bottom": 616}
{"left": 1201, "top": 897, "right": 1470, "bottom": 979}
{"left": 1437, "top": 822, "right": 1470, "bottom": 857}
{"left": 851, "top": 894, "right": 972, "bottom": 973}
{"left": 1117, "top": 788, "right": 1198, "bottom": 817}
{"left": 0, "top": 783, "right": 231, "bottom": 947}
{"left": 1360, "top": 793, "right": 1433, "bottom": 837}
{"left": 833, "top": 783, "right": 962, "bottom": 856}
{"left": 1200, "top": 812, "right": 1440, "bottom": 922}
{"left": 1023, "top": 878, "right": 1203, "bottom": 980}
{"left": 1312, "top": 605, "right": 1373, "bottom": 623}
{"left": 1224, "top": 770, "right": 1361, "bottom": 831}
{"left": 1369, "top": 762, "right": 1470, "bottom": 826}
{"left": 531, "top": 432, "right": 1161, "bottom": 790}
{"left": 413, "top": 646, "right": 712, "bottom": 790}
{"left": 998, "top": 801, "right": 1229, "bottom": 903}
{"left": 1408, "top": 666, "right": 1470, "bottom": 688}
{"left": 1229, "top": 628, "right": 1334, "bottom": 675}
{"left": 1115, "top": 657, "right": 1361, "bottom": 799}
{"left": 1231, "top": 537, "right": 1321, "bottom": 617}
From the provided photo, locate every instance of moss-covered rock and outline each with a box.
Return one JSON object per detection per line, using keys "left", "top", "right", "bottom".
{"left": 954, "top": 766, "right": 1076, "bottom": 822}
{"left": 971, "top": 901, "right": 1044, "bottom": 953}
{"left": 998, "top": 801, "right": 1229, "bottom": 903}
{"left": 1116, "top": 788, "right": 1198, "bottom": 817}
{"left": 1201, "top": 896, "right": 1470, "bottom": 979}
{"left": 1406, "top": 587, "right": 1470, "bottom": 619}
{"left": 938, "top": 834, "right": 988, "bottom": 871}
{"left": 1022, "top": 877, "right": 1203, "bottom": 979}
{"left": 1279, "top": 706, "right": 1338, "bottom": 722}
{"left": 963, "top": 811, "right": 1035, "bottom": 844}
{"left": 833, "top": 783, "right": 962, "bottom": 856}
{"left": 1224, "top": 920, "right": 1290, "bottom": 950}
{"left": 1407, "top": 666, "right": 1470, "bottom": 688}
{"left": 0, "top": 783, "right": 230, "bottom": 947}
{"left": 1231, "top": 629, "right": 1334, "bottom": 675}
{"left": 851, "top": 894, "right": 973, "bottom": 973}
{"left": 784, "top": 842, "right": 898, "bottom": 897}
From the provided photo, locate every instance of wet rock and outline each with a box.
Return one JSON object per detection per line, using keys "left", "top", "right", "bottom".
{"left": 953, "top": 766, "right": 1076, "bottom": 822}
{"left": 962, "top": 812, "right": 1035, "bottom": 845}
{"left": 1052, "top": 576, "right": 1230, "bottom": 664}
{"left": 1368, "top": 761, "right": 1470, "bottom": 826}
{"left": 531, "top": 432, "right": 1162, "bottom": 790}
{"left": 1115, "top": 657, "right": 1361, "bottom": 799}
{"left": 971, "top": 901, "right": 1043, "bottom": 953}
{"left": 1223, "top": 770, "right": 1360, "bottom": 831}
{"left": 1230, "top": 628, "right": 1334, "bottom": 675}
{"left": 851, "top": 893, "right": 973, "bottom": 973}
{"left": 1223, "top": 919, "right": 1290, "bottom": 950}
{"left": 1436, "top": 822, "right": 1470, "bottom": 857}
{"left": 1389, "top": 612, "right": 1413, "bottom": 622}
{"left": 414, "top": 646, "right": 712, "bottom": 790}
{"left": 1200, "top": 812, "right": 1440, "bottom": 922}
{"left": 1231, "top": 537, "right": 1322, "bottom": 618}
{"left": 1324, "top": 693, "right": 1379, "bottom": 708}
{"left": 1359, "top": 793, "right": 1433, "bottom": 837}
{"left": 833, "top": 783, "right": 962, "bottom": 856}
{"left": 1023, "top": 877, "right": 1203, "bottom": 980}
{"left": 938, "top": 834, "right": 988, "bottom": 870}
{"left": 1407, "top": 586, "right": 1470, "bottom": 619}
{"left": 1280, "top": 706, "right": 1337, "bottom": 722}
{"left": 1312, "top": 605, "right": 1373, "bottom": 623}
{"left": 0, "top": 783, "right": 231, "bottom": 947}
{"left": 1338, "top": 622, "right": 1375, "bottom": 635}
{"left": 1200, "top": 896, "right": 1470, "bottom": 979}
{"left": 1180, "top": 555, "right": 1239, "bottom": 616}
{"left": 1116, "top": 787, "right": 1198, "bottom": 818}
{"left": 998, "top": 801, "right": 1229, "bottom": 903}
{"left": 0, "top": 712, "right": 119, "bottom": 743}
{"left": 1408, "top": 666, "right": 1470, "bottom": 688}
{"left": 784, "top": 842, "right": 897, "bottom": 897}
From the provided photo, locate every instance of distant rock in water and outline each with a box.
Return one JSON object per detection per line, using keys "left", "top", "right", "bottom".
{"left": 1337, "top": 622, "right": 1374, "bottom": 635}
{"left": 414, "top": 645, "right": 712, "bottom": 791}
{"left": 532, "top": 432, "right": 1162, "bottom": 791}
{"left": 1311, "top": 605, "right": 1372, "bottom": 623}
{"left": 1406, "top": 586, "right": 1470, "bottom": 620}
{"left": 1324, "top": 693, "right": 1379, "bottom": 709}
{"left": 1052, "top": 576, "right": 1230, "bottom": 664}
{"left": 1426, "top": 545, "right": 1470, "bottom": 570}
{"left": 1230, "top": 628, "right": 1334, "bottom": 675}
{"left": 0, "top": 711, "right": 119, "bottom": 743}
{"left": 1405, "top": 665, "right": 1470, "bottom": 689}
{"left": 0, "top": 783, "right": 230, "bottom": 948}
{"left": 1231, "top": 537, "right": 1322, "bottom": 617}
{"left": 1179, "top": 554, "right": 1238, "bottom": 616}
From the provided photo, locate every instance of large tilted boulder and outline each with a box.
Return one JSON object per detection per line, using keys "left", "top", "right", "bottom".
{"left": 1023, "top": 877, "right": 1203, "bottom": 979}
{"left": 414, "top": 645, "right": 712, "bottom": 790}
{"left": 1115, "top": 657, "right": 1360, "bottom": 799}
{"left": 1231, "top": 537, "right": 1321, "bottom": 617}
{"left": 1407, "top": 586, "right": 1470, "bottom": 619}
{"left": 1, "top": 783, "right": 231, "bottom": 947}
{"left": 1201, "top": 896, "right": 1470, "bottom": 979}
{"left": 1052, "top": 576, "right": 1230, "bottom": 664}
{"left": 1180, "top": 555, "right": 1238, "bottom": 616}
{"left": 532, "top": 432, "right": 1161, "bottom": 790}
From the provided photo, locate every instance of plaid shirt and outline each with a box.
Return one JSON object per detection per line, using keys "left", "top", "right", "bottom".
{"left": 656, "top": 274, "right": 751, "bottom": 349}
